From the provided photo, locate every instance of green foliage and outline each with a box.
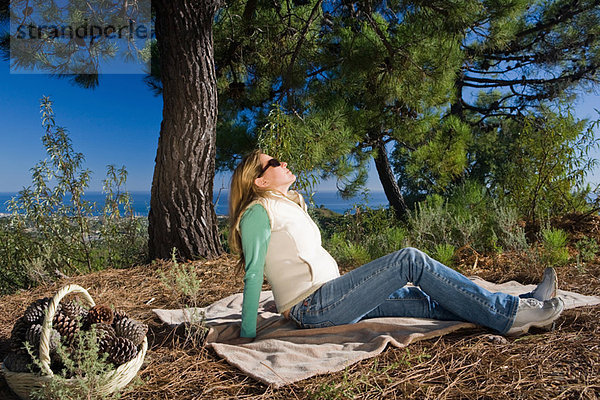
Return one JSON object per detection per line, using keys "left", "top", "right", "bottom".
{"left": 8, "top": 96, "right": 97, "bottom": 273}
{"left": 5, "top": 0, "right": 148, "bottom": 84}
{"left": 431, "top": 244, "right": 456, "bottom": 269}
{"left": 311, "top": 180, "right": 542, "bottom": 276}
{"left": 0, "top": 217, "right": 39, "bottom": 292}
{"left": 366, "top": 226, "right": 408, "bottom": 261}
{"left": 540, "top": 228, "right": 570, "bottom": 267}
{"left": 394, "top": 115, "right": 472, "bottom": 196}
{"left": 319, "top": 205, "right": 408, "bottom": 269}
{"left": 327, "top": 232, "right": 371, "bottom": 268}
{"left": 159, "top": 248, "right": 204, "bottom": 309}
{"left": 465, "top": 0, "right": 600, "bottom": 115}
{"left": 575, "top": 237, "right": 599, "bottom": 263}
{"left": 97, "top": 165, "right": 148, "bottom": 269}
{"left": 0, "top": 97, "right": 147, "bottom": 295}
{"left": 28, "top": 326, "right": 120, "bottom": 400}
{"left": 478, "top": 108, "right": 599, "bottom": 222}
{"left": 214, "top": 0, "right": 600, "bottom": 227}
{"left": 407, "top": 181, "right": 528, "bottom": 255}
{"left": 257, "top": 103, "right": 355, "bottom": 202}
{"left": 317, "top": 181, "right": 529, "bottom": 270}
{"left": 158, "top": 248, "right": 207, "bottom": 346}
{"left": 306, "top": 359, "right": 399, "bottom": 400}
{"left": 490, "top": 203, "right": 529, "bottom": 253}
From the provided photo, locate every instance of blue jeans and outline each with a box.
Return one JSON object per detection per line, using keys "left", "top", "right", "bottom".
{"left": 288, "top": 247, "right": 520, "bottom": 334}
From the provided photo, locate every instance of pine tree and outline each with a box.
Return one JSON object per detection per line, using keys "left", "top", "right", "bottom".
{"left": 209, "top": 0, "right": 600, "bottom": 219}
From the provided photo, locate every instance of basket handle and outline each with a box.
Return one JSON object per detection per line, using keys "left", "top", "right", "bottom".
{"left": 39, "top": 284, "right": 96, "bottom": 377}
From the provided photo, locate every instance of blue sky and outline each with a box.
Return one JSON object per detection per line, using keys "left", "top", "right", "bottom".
{"left": 0, "top": 53, "right": 599, "bottom": 194}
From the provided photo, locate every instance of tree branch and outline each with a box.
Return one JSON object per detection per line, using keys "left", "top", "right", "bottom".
{"left": 280, "top": 0, "right": 323, "bottom": 97}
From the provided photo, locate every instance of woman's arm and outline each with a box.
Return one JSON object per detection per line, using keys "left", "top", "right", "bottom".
{"left": 239, "top": 204, "right": 271, "bottom": 338}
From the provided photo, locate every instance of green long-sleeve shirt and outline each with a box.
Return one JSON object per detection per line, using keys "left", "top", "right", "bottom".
{"left": 239, "top": 203, "right": 271, "bottom": 338}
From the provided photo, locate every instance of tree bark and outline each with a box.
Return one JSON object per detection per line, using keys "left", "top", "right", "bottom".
{"left": 149, "top": 0, "right": 223, "bottom": 260}
{"left": 373, "top": 140, "right": 408, "bottom": 220}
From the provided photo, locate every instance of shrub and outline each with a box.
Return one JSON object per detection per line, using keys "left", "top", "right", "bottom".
{"left": 490, "top": 110, "right": 600, "bottom": 223}
{"left": 407, "top": 194, "right": 452, "bottom": 252}
{"left": 430, "top": 243, "right": 456, "bottom": 268}
{"left": 95, "top": 165, "right": 148, "bottom": 269}
{"left": 326, "top": 232, "right": 371, "bottom": 268}
{"left": 8, "top": 96, "right": 98, "bottom": 274}
{"left": 28, "top": 326, "right": 121, "bottom": 400}
{"left": 489, "top": 201, "right": 528, "bottom": 252}
{"left": 366, "top": 226, "right": 408, "bottom": 260}
{"left": 408, "top": 181, "right": 529, "bottom": 255}
{"left": 0, "top": 97, "right": 148, "bottom": 294}
{"left": 575, "top": 237, "right": 599, "bottom": 263}
{"left": 0, "top": 217, "right": 39, "bottom": 293}
{"left": 540, "top": 227, "right": 570, "bottom": 267}
{"left": 320, "top": 205, "right": 406, "bottom": 268}
{"left": 158, "top": 248, "right": 207, "bottom": 346}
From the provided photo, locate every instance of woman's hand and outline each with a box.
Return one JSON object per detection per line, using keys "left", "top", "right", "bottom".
{"left": 262, "top": 300, "right": 277, "bottom": 313}
{"left": 222, "top": 335, "right": 255, "bottom": 345}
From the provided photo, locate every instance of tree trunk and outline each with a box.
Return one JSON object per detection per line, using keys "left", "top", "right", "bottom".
{"left": 373, "top": 140, "right": 408, "bottom": 219}
{"left": 148, "top": 0, "right": 223, "bottom": 260}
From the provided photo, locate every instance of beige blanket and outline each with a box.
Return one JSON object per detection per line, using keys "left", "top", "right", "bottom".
{"left": 153, "top": 278, "right": 600, "bottom": 388}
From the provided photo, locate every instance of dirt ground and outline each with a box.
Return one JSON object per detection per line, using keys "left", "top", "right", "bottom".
{"left": 1, "top": 214, "right": 599, "bottom": 399}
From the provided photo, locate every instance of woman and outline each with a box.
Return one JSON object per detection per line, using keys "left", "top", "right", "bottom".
{"left": 228, "top": 150, "right": 564, "bottom": 340}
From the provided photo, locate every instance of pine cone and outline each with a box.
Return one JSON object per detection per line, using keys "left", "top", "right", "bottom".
{"left": 3, "top": 353, "right": 33, "bottom": 373}
{"left": 53, "top": 312, "right": 79, "bottom": 345}
{"left": 61, "top": 300, "right": 86, "bottom": 322}
{"left": 9, "top": 317, "right": 30, "bottom": 354}
{"left": 113, "top": 317, "right": 147, "bottom": 346}
{"left": 106, "top": 337, "right": 137, "bottom": 365}
{"left": 25, "top": 324, "right": 61, "bottom": 355}
{"left": 85, "top": 305, "right": 114, "bottom": 327}
{"left": 113, "top": 308, "right": 128, "bottom": 324}
{"left": 93, "top": 323, "right": 116, "bottom": 340}
{"left": 98, "top": 335, "right": 114, "bottom": 357}
{"left": 23, "top": 298, "right": 51, "bottom": 325}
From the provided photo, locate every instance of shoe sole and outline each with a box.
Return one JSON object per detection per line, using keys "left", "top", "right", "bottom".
{"left": 506, "top": 297, "right": 564, "bottom": 336}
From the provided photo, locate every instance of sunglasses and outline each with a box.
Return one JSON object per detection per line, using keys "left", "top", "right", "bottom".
{"left": 258, "top": 158, "right": 281, "bottom": 177}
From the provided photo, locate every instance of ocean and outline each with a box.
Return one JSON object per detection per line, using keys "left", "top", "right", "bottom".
{"left": 0, "top": 190, "right": 390, "bottom": 217}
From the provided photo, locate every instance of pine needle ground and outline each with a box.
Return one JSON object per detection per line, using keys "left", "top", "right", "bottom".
{"left": 1, "top": 214, "right": 599, "bottom": 399}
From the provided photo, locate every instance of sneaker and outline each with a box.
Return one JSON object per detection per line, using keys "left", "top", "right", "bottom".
{"left": 505, "top": 297, "right": 564, "bottom": 336}
{"left": 530, "top": 267, "right": 558, "bottom": 301}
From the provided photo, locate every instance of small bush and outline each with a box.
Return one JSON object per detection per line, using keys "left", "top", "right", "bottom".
{"left": 320, "top": 206, "right": 406, "bottom": 268}
{"left": 95, "top": 165, "right": 148, "bottom": 269}
{"left": 327, "top": 232, "right": 371, "bottom": 268}
{"left": 489, "top": 202, "right": 528, "bottom": 252}
{"left": 408, "top": 181, "right": 529, "bottom": 255}
{"left": 0, "top": 97, "right": 148, "bottom": 294}
{"left": 366, "top": 226, "right": 408, "bottom": 260}
{"left": 575, "top": 237, "right": 599, "bottom": 263}
{"left": 0, "top": 217, "right": 38, "bottom": 293}
{"left": 159, "top": 249, "right": 204, "bottom": 308}
{"left": 431, "top": 243, "right": 456, "bottom": 269}
{"left": 540, "top": 228, "right": 570, "bottom": 266}
{"left": 159, "top": 248, "right": 207, "bottom": 346}
{"left": 28, "top": 326, "right": 121, "bottom": 400}
{"left": 408, "top": 194, "right": 453, "bottom": 252}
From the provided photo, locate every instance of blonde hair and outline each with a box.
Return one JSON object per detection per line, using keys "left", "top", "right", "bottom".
{"left": 229, "top": 149, "right": 270, "bottom": 274}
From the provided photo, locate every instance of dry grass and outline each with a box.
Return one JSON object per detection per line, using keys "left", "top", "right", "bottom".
{"left": 1, "top": 216, "right": 600, "bottom": 399}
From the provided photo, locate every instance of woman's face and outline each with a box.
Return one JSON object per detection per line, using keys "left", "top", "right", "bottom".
{"left": 255, "top": 153, "right": 296, "bottom": 193}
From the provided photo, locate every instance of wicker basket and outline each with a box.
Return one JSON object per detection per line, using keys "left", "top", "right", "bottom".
{"left": 1, "top": 284, "right": 147, "bottom": 399}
